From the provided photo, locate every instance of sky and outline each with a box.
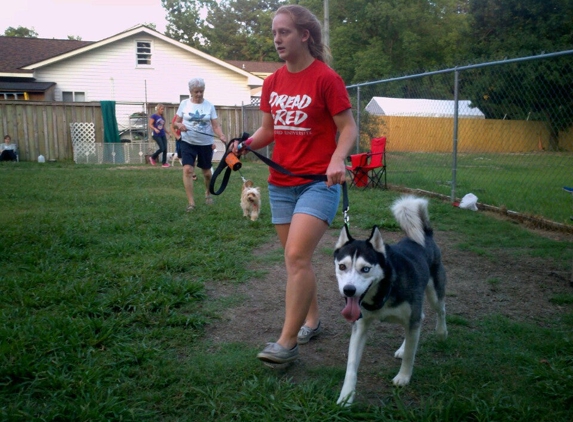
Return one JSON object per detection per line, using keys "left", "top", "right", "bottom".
{"left": 1, "top": 0, "right": 168, "bottom": 41}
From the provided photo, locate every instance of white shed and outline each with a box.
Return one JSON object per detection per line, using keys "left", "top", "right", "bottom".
{"left": 365, "top": 97, "right": 485, "bottom": 119}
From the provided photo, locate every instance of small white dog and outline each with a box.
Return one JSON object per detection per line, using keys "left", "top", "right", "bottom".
{"left": 241, "top": 180, "right": 261, "bottom": 221}
{"left": 166, "top": 152, "right": 182, "bottom": 166}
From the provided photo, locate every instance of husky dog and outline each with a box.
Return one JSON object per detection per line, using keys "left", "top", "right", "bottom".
{"left": 241, "top": 180, "right": 261, "bottom": 221}
{"left": 334, "top": 196, "right": 448, "bottom": 406}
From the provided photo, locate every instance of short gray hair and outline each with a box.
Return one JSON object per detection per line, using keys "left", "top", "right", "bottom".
{"left": 188, "top": 78, "right": 205, "bottom": 91}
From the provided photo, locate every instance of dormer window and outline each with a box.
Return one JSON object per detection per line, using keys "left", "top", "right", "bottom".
{"left": 136, "top": 41, "right": 152, "bottom": 66}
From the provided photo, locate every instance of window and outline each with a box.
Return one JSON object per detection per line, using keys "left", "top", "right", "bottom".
{"left": 136, "top": 41, "right": 152, "bottom": 66}
{"left": 62, "top": 91, "right": 86, "bottom": 102}
{"left": 0, "top": 92, "right": 28, "bottom": 100}
{"left": 179, "top": 95, "right": 189, "bottom": 102}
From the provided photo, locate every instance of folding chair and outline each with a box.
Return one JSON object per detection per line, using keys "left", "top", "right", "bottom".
{"left": 346, "top": 137, "right": 387, "bottom": 188}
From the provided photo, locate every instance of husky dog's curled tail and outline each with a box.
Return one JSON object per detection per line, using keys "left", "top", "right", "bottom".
{"left": 391, "top": 196, "right": 431, "bottom": 246}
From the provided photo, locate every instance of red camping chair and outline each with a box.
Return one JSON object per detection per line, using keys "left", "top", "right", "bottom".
{"left": 346, "top": 137, "right": 387, "bottom": 188}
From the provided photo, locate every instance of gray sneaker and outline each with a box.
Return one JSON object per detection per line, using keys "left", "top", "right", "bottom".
{"left": 257, "top": 342, "right": 299, "bottom": 364}
{"left": 297, "top": 321, "right": 322, "bottom": 344}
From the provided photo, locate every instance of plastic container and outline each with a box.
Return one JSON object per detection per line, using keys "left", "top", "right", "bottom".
{"left": 38, "top": 155, "right": 45, "bottom": 163}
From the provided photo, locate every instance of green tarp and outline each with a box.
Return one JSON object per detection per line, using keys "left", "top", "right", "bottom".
{"left": 100, "top": 101, "right": 120, "bottom": 143}
{"left": 100, "top": 101, "right": 124, "bottom": 163}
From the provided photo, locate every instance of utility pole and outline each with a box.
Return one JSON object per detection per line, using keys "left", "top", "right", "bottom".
{"left": 324, "top": 0, "right": 329, "bottom": 48}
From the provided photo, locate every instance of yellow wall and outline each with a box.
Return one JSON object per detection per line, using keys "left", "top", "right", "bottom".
{"left": 376, "top": 116, "right": 573, "bottom": 152}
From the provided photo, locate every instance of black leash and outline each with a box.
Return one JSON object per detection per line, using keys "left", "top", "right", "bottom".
{"left": 209, "top": 134, "right": 350, "bottom": 225}
{"left": 209, "top": 133, "right": 250, "bottom": 196}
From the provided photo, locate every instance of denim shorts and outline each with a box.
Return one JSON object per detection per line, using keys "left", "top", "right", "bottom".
{"left": 268, "top": 181, "right": 341, "bottom": 225}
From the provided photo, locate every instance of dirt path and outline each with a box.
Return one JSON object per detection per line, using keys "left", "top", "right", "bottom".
{"left": 205, "top": 226, "right": 572, "bottom": 403}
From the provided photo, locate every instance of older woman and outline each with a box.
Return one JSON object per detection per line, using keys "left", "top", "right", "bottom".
{"left": 174, "top": 78, "right": 226, "bottom": 212}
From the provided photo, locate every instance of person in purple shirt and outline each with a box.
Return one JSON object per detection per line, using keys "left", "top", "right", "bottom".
{"left": 148, "top": 104, "right": 172, "bottom": 168}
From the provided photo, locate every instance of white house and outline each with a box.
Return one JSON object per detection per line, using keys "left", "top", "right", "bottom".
{"left": 365, "top": 96, "right": 485, "bottom": 119}
{"left": 0, "top": 25, "right": 265, "bottom": 127}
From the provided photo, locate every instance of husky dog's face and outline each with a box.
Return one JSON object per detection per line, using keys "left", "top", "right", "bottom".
{"left": 334, "top": 226, "right": 386, "bottom": 322}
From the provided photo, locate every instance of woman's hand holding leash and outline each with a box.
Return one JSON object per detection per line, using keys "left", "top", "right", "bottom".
{"left": 233, "top": 137, "right": 253, "bottom": 155}
{"left": 326, "top": 156, "right": 347, "bottom": 187}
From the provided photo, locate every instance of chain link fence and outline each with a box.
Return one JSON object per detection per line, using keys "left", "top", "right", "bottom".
{"left": 347, "top": 50, "right": 573, "bottom": 228}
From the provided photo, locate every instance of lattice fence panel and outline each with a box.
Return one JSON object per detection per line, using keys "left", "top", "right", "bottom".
{"left": 70, "top": 122, "right": 97, "bottom": 164}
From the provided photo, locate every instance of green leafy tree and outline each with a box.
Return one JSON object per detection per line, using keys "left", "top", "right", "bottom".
{"left": 3, "top": 26, "right": 38, "bottom": 37}
{"left": 162, "top": 0, "right": 282, "bottom": 61}
{"left": 162, "top": 0, "right": 214, "bottom": 49}
{"left": 203, "top": 0, "right": 282, "bottom": 60}
{"left": 311, "top": 0, "right": 471, "bottom": 84}
{"left": 67, "top": 35, "right": 82, "bottom": 40}
{"left": 463, "top": 0, "right": 573, "bottom": 150}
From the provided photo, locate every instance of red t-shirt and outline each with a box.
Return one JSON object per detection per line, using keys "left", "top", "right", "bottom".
{"left": 260, "top": 60, "right": 352, "bottom": 186}
{"left": 171, "top": 115, "right": 181, "bottom": 139}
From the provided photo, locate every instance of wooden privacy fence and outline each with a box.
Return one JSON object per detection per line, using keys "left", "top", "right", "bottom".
{"left": 0, "top": 101, "right": 103, "bottom": 162}
{"left": 372, "top": 116, "right": 573, "bottom": 153}
{"left": 0, "top": 101, "right": 262, "bottom": 162}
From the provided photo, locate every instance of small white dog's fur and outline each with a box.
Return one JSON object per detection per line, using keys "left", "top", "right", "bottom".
{"left": 241, "top": 180, "right": 261, "bottom": 221}
{"left": 166, "top": 152, "right": 182, "bottom": 166}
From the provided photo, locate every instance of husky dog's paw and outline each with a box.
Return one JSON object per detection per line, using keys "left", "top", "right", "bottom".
{"left": 394, "top": 341, "right": 405, "bottom": 359}
{"left": 392, "top": 373, "right": 411, "bottom": 386}
{"left": 436, "top": 327, "right": 448, "bottom": 340}
{"left": 337, "top": 391, "right": 355, "bottom": 407}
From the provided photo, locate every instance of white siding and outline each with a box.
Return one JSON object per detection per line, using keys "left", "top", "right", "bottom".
{"left": 33, "top": 34, "right": 253, "bottom": 107}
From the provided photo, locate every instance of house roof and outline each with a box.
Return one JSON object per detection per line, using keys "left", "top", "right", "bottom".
{"left": 0, "top": 37, "right": 93, "bottom": 77}
{"left": 8, "top": 25, "right": 263, "bottom": 88}
{"left": 225, "top": 60, "right": 283, "bottom": 78}
{"left": 365, "top": 97, "right": 485, "bottom": 119}
{"left": 0, "top": 81, "right": 56, "bottom": 91}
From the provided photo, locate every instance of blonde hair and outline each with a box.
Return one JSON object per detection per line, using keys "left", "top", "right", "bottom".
{"left": 154, "top": 103, "right": 165, "bottom": 113}
{"left": 275, "top": 5, "right": 331, "bottom": 64}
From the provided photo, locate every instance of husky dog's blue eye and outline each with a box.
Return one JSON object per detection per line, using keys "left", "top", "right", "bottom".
{"left": 338, "top": 264, "right": 346, "bottom": 271}
{"left": 361, "top": 267, "right": 370, "bottom": 273}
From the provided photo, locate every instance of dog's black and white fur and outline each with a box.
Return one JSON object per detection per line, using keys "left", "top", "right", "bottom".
{"left": 334, "top": 196, "right": 448, "bottom": 406}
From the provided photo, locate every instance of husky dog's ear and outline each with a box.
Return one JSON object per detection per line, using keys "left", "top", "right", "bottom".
{"left": 368, "top": 226, "right": 386, "bottom": 254}
{"left": 335, "top": 225, "right": 353, "bottom": 249}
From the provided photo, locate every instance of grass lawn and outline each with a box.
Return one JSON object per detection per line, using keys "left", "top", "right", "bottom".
{"left": 388, "top": 151, "right": 573, "bottom": 224}
{"left": 1, "top": 161, "right": 572, "bottom": 421}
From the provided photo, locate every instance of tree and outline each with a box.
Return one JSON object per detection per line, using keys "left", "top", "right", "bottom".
{"left": 162, "top": 0, "right": 282, "bottom": 61}
{"left": 203, "top": 0, "right": 282, "bottom": 60}
{"left": 463, "top": 0, "right": 573, "bottom": 150}
{"left": 162, "top": 0, "right": 214, "bottom": 49}
{"left": 67, "top": 35, "right": 82, "bottom": 40}
{"left": 3, "top": 26, "right": 38, "bottom": 38}
{"left": 316, "top": 0, "right": 471, "bottom": 84}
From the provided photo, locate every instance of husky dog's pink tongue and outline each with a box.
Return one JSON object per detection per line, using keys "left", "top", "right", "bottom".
{"left": 341, "top": 297, "right": 361, "bottom": 322}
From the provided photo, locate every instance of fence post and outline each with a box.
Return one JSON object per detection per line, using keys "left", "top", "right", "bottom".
{"left": 356, "top": 86, "right": 361, "bottom": 154}
{"left": 451, "top": 69, "right": 460, "bottom": 203}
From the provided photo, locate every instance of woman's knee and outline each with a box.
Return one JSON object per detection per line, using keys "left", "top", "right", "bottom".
{"left": 284, "top": 246, "right": 312, "bottom": 272}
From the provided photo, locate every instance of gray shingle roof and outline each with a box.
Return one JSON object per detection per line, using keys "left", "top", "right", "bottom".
{"left": 226, "top": 60, "right": 283, "bottom": 75}
{"left": 0, "top": 81, "right": 56, "bottom": 91}
{"left": 0, "top": 36, "right": 93, "bottom": 74}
